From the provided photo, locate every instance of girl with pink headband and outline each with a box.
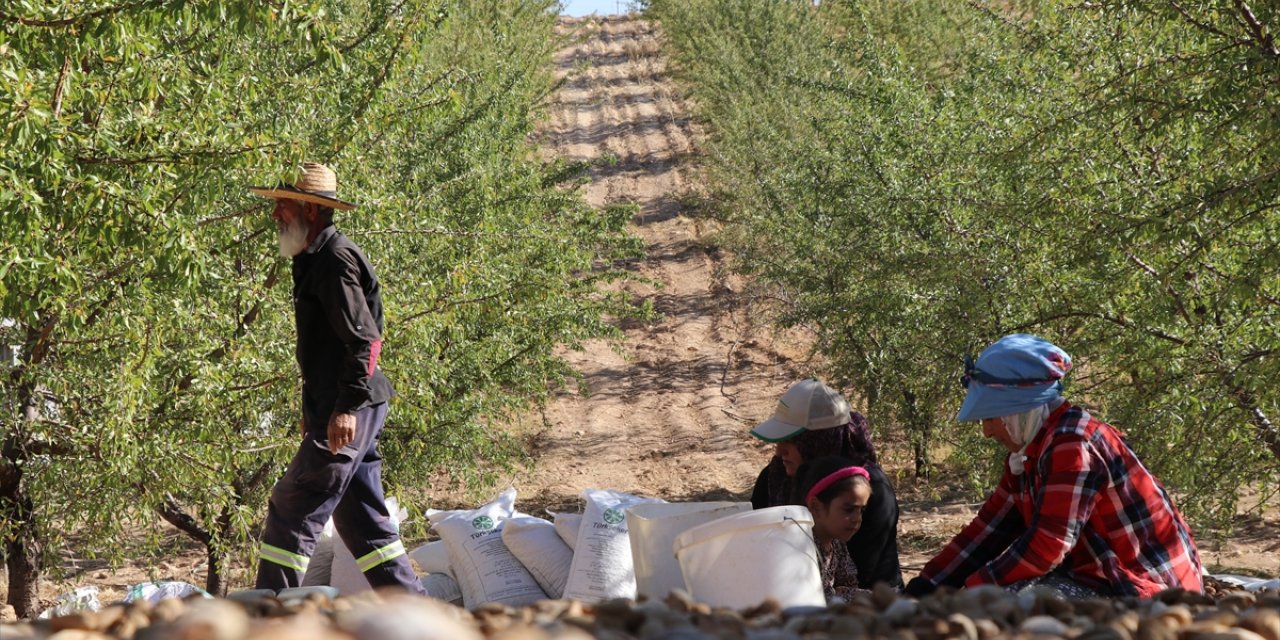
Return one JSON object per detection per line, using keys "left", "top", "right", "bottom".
{"left": 749, "top": 378, "right": 903, "bottom": 591}
{"left": 793, "top": 456, "right": 873, "bottom": 603}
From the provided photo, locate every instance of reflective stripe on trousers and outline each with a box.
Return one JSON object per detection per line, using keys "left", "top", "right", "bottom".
{"left": 356, "top": 540, "right": 407, "bottom": 572}
{"left": 259, "top": 542, "right": 311, "bottom": 572}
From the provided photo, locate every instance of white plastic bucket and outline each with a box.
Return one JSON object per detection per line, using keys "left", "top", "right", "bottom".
{"left": 673, "top": 505, "right": 824, "bottom": 609}
{"left": 627, "top": 501, "right": 752, "bottom": 600}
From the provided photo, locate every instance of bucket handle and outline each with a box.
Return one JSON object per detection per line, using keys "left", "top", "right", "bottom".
{"left": 783, "top": 515, "right": 824, "bottom": 576}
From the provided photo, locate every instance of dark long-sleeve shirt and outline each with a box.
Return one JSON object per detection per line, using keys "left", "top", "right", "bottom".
{"left": 292, "top": 225, "right": 393, "bottom": 430}
{"left": 752, "top": 462, "right": 904, "bottom": 590}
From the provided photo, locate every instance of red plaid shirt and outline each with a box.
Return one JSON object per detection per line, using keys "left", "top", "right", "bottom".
{"left": 920, "top": 403, "right": 1203, "bottom": 597}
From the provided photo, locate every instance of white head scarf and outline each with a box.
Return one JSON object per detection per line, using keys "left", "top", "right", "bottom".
{"left": 1003, "top": 398, "right": 1064, "bottom": 475}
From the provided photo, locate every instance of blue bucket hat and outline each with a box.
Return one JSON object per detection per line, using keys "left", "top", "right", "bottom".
{"left": 956, "top": 334, "right": 1072, "bottom": 422}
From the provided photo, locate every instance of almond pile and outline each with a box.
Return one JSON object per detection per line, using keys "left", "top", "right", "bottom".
{"left": 4, "top": 580, "right": 1277, "bottom": 640}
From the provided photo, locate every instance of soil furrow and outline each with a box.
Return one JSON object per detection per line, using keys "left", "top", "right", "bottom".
{"left": 520, "top": 15, "right": 805, "bottom": 505}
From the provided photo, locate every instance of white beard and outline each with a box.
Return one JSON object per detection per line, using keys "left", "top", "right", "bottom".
{"left": 277, "top": 217, "right": 310, "bottom": 257}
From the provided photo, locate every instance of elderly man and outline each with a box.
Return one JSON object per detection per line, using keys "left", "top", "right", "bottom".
{"left": 248, "top": 163, "right": 421, "bottom": 593}
{"left": 905, "top": 334, "right": 1203, "bottom": 599}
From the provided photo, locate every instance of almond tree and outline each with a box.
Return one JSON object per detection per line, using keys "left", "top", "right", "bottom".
{"left": 651, "top": 0, "right": 1278, "bottom": 518}
{"left": 1, "top": 0, "right": 639, "bottom": 615}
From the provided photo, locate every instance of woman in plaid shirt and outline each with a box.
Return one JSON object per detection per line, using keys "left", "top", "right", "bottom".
{"left": 904, "top": 334, "right": 1203, "bottom": 599}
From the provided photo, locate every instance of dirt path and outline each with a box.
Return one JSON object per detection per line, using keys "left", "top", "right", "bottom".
{"left": 517, "top": 15, "right": 814, "bottom": 509}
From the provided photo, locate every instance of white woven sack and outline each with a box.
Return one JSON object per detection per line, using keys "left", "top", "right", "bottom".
{"left": 301, "top": 518, "right": 336, "bottom": 587}
{"left": 501, "top": 516, "right": 573, "bottom": 598}
{"left": 430, "top": 508, "right": 532, "bottom": 528}
{"left": 408, "top": 540, "right": 452, "bottom": 578}
{"left": 430, "top": 488, "right": 546, "bottom": 609}
{"left": 421, "top": 573, "right": 463, "bottom": 605}
{"left": 552, "top": 512, "right": 582, "bottom": 550}
{"left": 561, "top": 489, "right": 664, "bottom": 603}
{"left": 307, "top": 497, "right": 406, "bottom": 594}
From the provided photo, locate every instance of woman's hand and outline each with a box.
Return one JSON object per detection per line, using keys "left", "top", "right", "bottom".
{"left": 904, "top": 576, "right": 937, "bottom": 598}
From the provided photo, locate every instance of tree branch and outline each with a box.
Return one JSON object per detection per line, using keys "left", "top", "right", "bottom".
{"left": 51, "top": 56, "right": 71, "bottom": 118}
{"left": 75, "top": 143, "right": 281, "bottom": 166}
{"left": 198, "top": 204, "right": 266, "bottom": 227}
{"left": 398, "top": 290, "right": 519, "bottom": 326}
{"left": 1127, "top": 253, "right": 1193, "bottom": 325}
{"left": 156, "top": 495, "right": 211, "bottom": 546}
{"left": 1230, "top": 387, "right": 1280, "bottom": 462}
{"left": 227, "top": 374, "right": 289, "bottom": 393}
{"left": 1168, "top": 1, "right": 1235, "bottom": 40}
{"left": 330, "top": 18, "right": 411, "bottom": 159}
{"left": 492, "top": 344, "right": 538, "bottom": 377}
{"left": 232, "top": 462, "right": 275, "bottom": 498}
{"left": 0, "top": 1, "right": 161, "bottom": 28}
{"left": 292, "top": 0, "right": 412, "bottom": 74}
{"left": 175, "top": 262, "right": 281, "bottom": 394}
{"left": 1, "top": 437, "right": 74, "bottom": 462}
{"left": 1233, "top": 0, "right": 1279, "bottom": 56}
{"left": 1199, "top": 260, "right": 1280, "bottom": 306}
{"left": 150, "top": 260, "right": 281, "bottom": 423}
{"left": 1007, "top": 310, "right": 1187, "bottom": 345}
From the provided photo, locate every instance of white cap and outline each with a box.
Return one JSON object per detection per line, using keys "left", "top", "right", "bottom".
{"left": 750, "top": 379, "right": 851, "bottom": 442}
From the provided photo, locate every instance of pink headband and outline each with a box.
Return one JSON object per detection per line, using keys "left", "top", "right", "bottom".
{"left": 805, "top": 466, "right": 871, "bottom": 504}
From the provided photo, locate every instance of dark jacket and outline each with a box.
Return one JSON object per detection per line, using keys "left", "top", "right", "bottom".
{"left": 752, "top": 462, "right": 904, "bottom": 590}
{"left": 292, "top": 225, "right": 393, "bottom": 430}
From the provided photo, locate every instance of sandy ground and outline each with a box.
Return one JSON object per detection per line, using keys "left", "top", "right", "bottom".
{"left": 6, "top": 13, "right": 1277, "bottom": 620}
{"left": 515, "top": 16, "right": 811, "bottom": 509}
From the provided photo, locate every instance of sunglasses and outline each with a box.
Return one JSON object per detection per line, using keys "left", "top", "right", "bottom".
{"left": 959, "top": 354, "right": 1061, "bottom": 389}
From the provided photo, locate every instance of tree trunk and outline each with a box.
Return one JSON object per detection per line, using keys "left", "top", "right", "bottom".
{"left": 156, "top": 496, "right": 216, "bottom": 589}
{"left": 3, "top": 375, "right": 44, "bottom": 619}
{"left": 205, "top": 547, "right": 228, "bottom": 597}
{"left": 205, "top": 505, "right": 239, "bottom": 597}
{"left": 156, "top": 460, "right": 276, "bottom": 596}
{"left": 3, "top": 490, "right": 41, "bottom": 619}
{"left": 903, "top": 388, "right": 932, "bottom": 478}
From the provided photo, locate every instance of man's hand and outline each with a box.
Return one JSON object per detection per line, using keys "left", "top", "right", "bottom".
{"left": 328, "top": 412, "right": 357, "bottom": 454}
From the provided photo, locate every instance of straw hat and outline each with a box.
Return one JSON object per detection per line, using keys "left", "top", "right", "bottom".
{"left": 249, "top": 162, "right": 358, "bottom": 210}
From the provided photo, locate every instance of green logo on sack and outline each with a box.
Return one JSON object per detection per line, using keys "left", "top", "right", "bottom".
{"left": 603, "top": 508, "right": 625, "bottom": 525}
{"left": 472, "top": 516, "right": 494, "bottom": 531}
